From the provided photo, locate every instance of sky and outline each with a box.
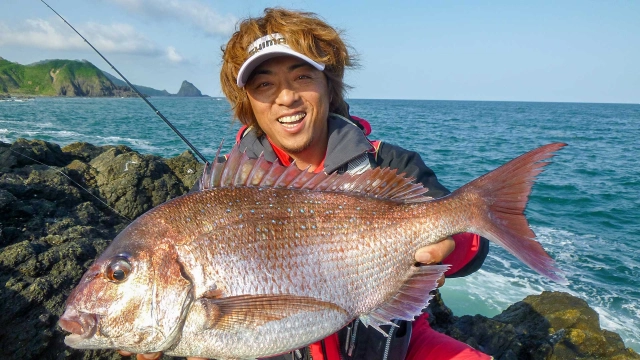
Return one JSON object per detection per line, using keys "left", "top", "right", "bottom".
{"left": 1, "top": 0, "right": 638, "bottom": 103}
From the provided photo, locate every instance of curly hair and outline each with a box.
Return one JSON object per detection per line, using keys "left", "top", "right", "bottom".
{"left": 220, "top": 8, "right": 358, "bottom": 132}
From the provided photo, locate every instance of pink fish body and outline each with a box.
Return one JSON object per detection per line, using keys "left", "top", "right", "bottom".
{"left": 59, "top": 143, "right": 567, "bottom": 359}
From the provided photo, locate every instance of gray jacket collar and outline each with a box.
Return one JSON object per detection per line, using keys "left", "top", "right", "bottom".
{"left": 237, "top": 113, "right": 374, "bottom": 174}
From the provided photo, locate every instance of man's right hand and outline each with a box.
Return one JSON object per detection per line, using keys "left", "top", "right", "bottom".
{"left": 117, "top": 351, "right": 161, "bottom": 359}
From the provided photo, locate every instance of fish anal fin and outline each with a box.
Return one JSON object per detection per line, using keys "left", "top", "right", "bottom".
{"left": 360, "top": 264, "right": 449, "bottom": 332}
{"left": 198, "top": 294, "right": 346, "bottom": 332}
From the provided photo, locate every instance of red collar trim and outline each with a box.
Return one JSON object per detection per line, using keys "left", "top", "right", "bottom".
{"left": 266, "top": 137, "right": 292, "bottom": 166}
{"left": 266, "top": 137, "right": 326, "bottom": 173}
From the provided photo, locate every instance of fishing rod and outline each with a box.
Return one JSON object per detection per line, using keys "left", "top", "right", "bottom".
{"left": 39, "top": 0, "right": 210, "bottom": 164}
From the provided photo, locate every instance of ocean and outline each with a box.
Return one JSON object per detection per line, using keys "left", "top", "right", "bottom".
{"left": 1, "top": 97, "right": 639, "bottom": 351}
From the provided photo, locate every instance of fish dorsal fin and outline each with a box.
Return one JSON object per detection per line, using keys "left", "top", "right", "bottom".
{"left": 198, "top": 144, "right": 432, "bottom": 203}
{"left": 359, "top": 264, "right": 450, "bottom": 335}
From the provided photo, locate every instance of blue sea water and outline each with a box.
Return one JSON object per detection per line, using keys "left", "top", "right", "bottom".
{"left": 1, "top": 97, "right": 639, "bottom": 351}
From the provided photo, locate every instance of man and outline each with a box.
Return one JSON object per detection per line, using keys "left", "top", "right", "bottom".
{"left": 123, "top": 7, "right": 491, "bottom": 360}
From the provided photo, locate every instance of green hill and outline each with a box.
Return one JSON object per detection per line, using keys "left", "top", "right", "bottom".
{"left": 0, "top": 57, "right": 135, "bottom": 97}
{"left": 0, "top": 57, "right": 205, "bottom": 97}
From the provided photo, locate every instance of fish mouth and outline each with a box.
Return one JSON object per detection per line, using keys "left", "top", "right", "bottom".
{"left": 59, "top": 308, "right": 98, "bottom": 345}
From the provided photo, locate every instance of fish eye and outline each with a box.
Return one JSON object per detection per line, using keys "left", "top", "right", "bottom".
{"left": 106, "top": 257, "right": 132, "bottom": 283}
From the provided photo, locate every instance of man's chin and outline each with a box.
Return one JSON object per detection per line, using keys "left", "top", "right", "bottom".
{"left": 280, "top": 139, "right": 313, "bottom": 155}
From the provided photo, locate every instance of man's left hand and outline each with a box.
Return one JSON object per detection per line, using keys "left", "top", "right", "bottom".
{"left": 414, "top": 237, "right": 455, "bottom": 288}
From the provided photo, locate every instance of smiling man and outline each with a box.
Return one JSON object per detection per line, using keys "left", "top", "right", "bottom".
{"left": 123, "top": 7, "right": 491, "bottom": 360}
{"left": 219, "top": 8, "right": 492, "bottom": 360}
{"left": 243, "top": 54, "right": 330, "bottom": 171}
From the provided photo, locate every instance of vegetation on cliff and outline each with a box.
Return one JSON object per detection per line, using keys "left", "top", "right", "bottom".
{"left": 0, "top": 57, "right": 205, "bottom": 97}
{"left": 0, "top": 57, "right": 136, "bottom": 97}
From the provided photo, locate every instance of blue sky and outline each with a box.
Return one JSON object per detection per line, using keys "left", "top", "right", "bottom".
{"left": 2, "top": 0, "right": 638, "bottom": 103}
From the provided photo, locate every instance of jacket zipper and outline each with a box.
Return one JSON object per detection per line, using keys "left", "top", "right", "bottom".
{"left": 344, "top": 324, "right": 352, "bottom": 354}
{"left": 347, "top": 319, "right": 360, "bottom": 357}
{"left": 382, "top": 320, "right": 399, "bottom": 360}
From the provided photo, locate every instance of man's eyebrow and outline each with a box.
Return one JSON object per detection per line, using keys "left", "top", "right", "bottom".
{"left": 252, "top": 68, "right": 273, "bottom": 77}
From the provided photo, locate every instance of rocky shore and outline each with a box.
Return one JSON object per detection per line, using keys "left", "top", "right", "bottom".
{"left": 0, "top": 139, "right": 637, "bottom": 359}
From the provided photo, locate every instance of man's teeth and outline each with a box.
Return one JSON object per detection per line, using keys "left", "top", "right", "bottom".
{"left": 278, "top": 113, "right": 306, "bottom": 124}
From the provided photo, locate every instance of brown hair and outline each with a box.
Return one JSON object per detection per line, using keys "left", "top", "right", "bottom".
{"left": 220, "top": 8, "right": 357, "bottom": 131}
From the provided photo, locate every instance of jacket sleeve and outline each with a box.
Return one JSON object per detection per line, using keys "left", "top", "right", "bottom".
{"left": 375, "top": 142, "right": 489, "bottom": 277}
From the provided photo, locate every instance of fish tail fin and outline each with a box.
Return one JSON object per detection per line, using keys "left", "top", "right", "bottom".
{"left": 453, "top": 143, "right": 568, "bottom": 284}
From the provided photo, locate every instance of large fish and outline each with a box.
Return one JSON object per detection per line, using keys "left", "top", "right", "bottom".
{"left": 58, "top": 143, "right": 567, "bottom": 359}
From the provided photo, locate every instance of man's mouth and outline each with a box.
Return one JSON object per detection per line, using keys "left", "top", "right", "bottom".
{"left": 278, "top": 113, "right": 306, "bottom": 128}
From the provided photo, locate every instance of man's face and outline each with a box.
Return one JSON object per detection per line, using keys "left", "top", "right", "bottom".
{"left": 245, "top": 55, "right": 330, "bottom": 155}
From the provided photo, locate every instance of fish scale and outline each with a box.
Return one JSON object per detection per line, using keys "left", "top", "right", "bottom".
{"left": 172, "top": 187, "right": 417, "bottom": 305}
{"left": 59, "top": 143, "right": 567, "bottom": 359}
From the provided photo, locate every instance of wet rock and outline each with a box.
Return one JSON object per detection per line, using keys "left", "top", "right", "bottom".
{"left": 10, "top": 138, "right": 70, "bottom": 167}
{"left": 90, "top": 147, "right": 187, "bottom": 219}
{"left": 0, "top": 188, "right": 17, "bottom": 211}
{"left": 62, "top": 142, "right": 112, "bottom": 163}
{"left": 0, "top": 139, "right": 200, "bottom": 359}
{"left": 163, "top": 149, "right": 204, "bottom": 190}
{"left": 0, "top": 141, "right": 18, "bottom": 170}
{"left": 495, "top": 291, "right": 637, "bottom": 359}
{"left": 431, "top": 291, "right": 639, "bottom": 359}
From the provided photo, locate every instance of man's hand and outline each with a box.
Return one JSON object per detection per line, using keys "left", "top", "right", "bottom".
{"left": 414, "top": 236, "right": 456, "bottom": 288}
{"left": 117, "top": 351, "right": 161, "bottom": 359}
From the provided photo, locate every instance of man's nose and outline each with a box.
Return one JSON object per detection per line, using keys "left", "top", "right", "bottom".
{"left": 275, "top": 85, "right": 300, "bottom": 106}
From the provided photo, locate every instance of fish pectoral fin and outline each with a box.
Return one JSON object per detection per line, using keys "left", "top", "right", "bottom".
{"left": 197, "top": 294, "right": 346, "bottom": 331}
{"left": 360, "top": 264, "right": 450, "bottom": 333}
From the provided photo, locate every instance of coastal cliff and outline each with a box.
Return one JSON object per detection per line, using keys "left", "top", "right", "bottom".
{"left": 0, "top": 58, "right": 134, "bottom": 97}
{"left": 0, "top": 138, "right": 637, "bottom": 359}
{"left": 0, "top": 57, "right": 205, "bottom": 98}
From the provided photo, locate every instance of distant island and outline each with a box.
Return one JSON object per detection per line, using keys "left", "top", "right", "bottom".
{"left": 0, "top": 56, "right": 207, "bottom": 98}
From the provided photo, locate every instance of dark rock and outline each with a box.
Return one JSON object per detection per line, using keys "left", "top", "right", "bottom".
{"left": 0, "top": 141, "right": 18, "bottom": 170}
{"left": 0, "top": 138, "right": 200, "bottom": 359}
{"left": 10, "top": 138, "right": 70, "bottom": 167}
{"left": 176, "top": 80, "right": 203, "bottom": 97}
{"left": 163, "top": 150, "right": 204, "bottom": 190}
{"left": 89, "top": 147, "right": 187, "bottom": 219}
{"left": 0, "top": 188, "right": 17, "bottom": 210}
{"left": 62, "top": 142, "right": 112, "bottom": 163}
{"left": 0, "top": 138, "right": 636, "bottom": 359}
{"left": 431, "top": 291, "right": 639, "bottom": 359}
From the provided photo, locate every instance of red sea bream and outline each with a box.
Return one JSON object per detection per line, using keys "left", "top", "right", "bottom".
{"left": 58, "top": 143, "right": 567, "bottom": 359}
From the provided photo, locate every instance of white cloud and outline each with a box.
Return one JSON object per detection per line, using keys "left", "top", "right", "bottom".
{"left": 165, "top": 46, "right": 184, "bottom": 63}
{"left": 0, "top": 19, "right": 84, "bottom": 50}
{"left": 0, "top": 18, "right": 161, "bottom": 56}
{"left": 82, "top": 21, "right": 159, "bottom": 55}
{"left": 107, "top": 0, "right": 237, "bottom": 35}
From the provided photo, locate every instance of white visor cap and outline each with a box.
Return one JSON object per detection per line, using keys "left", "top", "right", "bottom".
{"left": 236, "top": 33, "right": 325, "bottom": 87}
